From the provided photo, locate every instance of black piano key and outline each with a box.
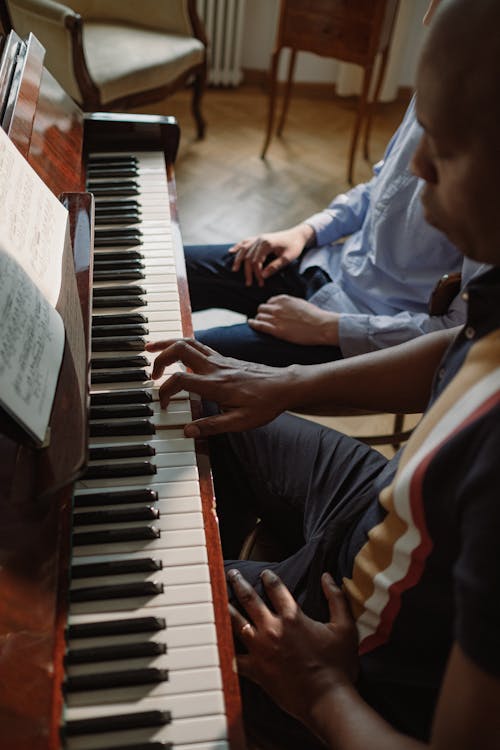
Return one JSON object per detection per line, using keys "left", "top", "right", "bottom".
{"left": 95, "top": 227, "right": 142, "bottom": 239}
{"left": 89, "top": 403, "right": 153, "bottom": 419}
{"left": 90, "top": 390, "right": 152, "bottom": 405}
{"left": 91, "top": 369, "right": 149, "bottom": 384}
{"left": 92, "top": 324, "right": 149, "bottom": 338}
{"left": 67, "top": 615, "right": 166, "bottom": 639}
{"left": 65, "top": 667, "right": 168, "bottom": 693}
{"left": 86, "top": 742, "right": 172, "bottom": 750}
{"left": 93, "top": 257, "right": 144, "bottom": 268}
{"left": 93, "top": 295, "right": 146, "bottom": 309}
{"left": 73, "top": 489, "right": 158, "bottom": 507}
{"left": 88, "top": 155, "right": 138, "bottom": 166}
{"left": 93, "top": 268, "right": 145, "bottom": 281}
{"left": 74, "top": 506, "right": 159, "bottom": 525}
{"left": 73, "top": 525, "right": 160, "bottom": 545}
{"left": 94, "top": 197, "right": 139, "bottom": 211}
{"left": 88, "top": 444, "right": 155, "bottom": 460}
{"left": 94, "top": 210, "right": 141, "bottom": 225}
{"left": 64, "top": 708, "right": 170, "bottom": 735}
{"left": 89, "top": 419, "right": 155, "bottom": 437}
{"left": 80, "top": 462, "right": 157, "bottom": 480}
{"left": 94, "top": 235, "right": 143, "bottom": 248}
{"left": 87, "top": 165, "right": 138, "bottom": 178}
{"left": 66, "top": 640, "right": 167, "bottom": 665}
{"left": 91, "top": 337, "right": 146, "bottom": 352}
{"left": 93, "top": 285, "right": 146, "bottom": 297}
{"left": 69, "top": 581, "right": 164, "bottom": 602}
{"left": 71, "top": 557, "right": 162, "bottom": 579}
{"left": 88, "top": 182, "right": 139, "bottom": 196}
{"left": 92, "top": 313, "right": 148, "bottom": 326}
{"left": 91, "top": 355, "right": 148, "bottom": 369}
{"left": 94, "top": 260, "right": 145, "bottom": 273}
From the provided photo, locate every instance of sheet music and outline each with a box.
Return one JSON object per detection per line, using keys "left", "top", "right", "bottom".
{"left": 0, "top": 126, "right": 68, "bottom": 443}
{"left": 0, "top": 249, "right": 64, "bottom": 443}
{"left": 0, "top": 126, "right": 68, "bottom": 306}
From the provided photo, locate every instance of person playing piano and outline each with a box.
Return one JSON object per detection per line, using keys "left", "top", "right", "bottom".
{"left": 183, "top": 0, "right": 486, "bottom": 368}
{"left": 147, "top": 0, "right": 500, "bottom": 747}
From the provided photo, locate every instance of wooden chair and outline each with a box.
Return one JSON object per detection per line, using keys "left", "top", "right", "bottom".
{"left": 1, "top": 0, "right": 208, "bottom": 137}
{"left": 307, "top": 271, "right": 463, "bottom": 450}
{"left": 261, "top": 0, "right": 400, "bottom": 183}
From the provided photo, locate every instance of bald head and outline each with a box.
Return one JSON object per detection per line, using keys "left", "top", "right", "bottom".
{"left": 412, "top": 0, "right": 500, "bottom": 265}
{"left": 419, "top": 0, "right": 500, "bottom": 144}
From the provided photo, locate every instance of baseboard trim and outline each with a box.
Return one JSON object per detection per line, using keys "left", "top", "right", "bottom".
{"left": 237, "top": 68, "right": 413, "bottom": 103}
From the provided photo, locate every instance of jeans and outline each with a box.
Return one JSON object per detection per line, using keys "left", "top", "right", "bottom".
{"left": 185, "top": 243, "right": 343, "bottom": 366}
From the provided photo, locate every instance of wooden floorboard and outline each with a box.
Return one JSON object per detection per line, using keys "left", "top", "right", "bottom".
{"left": 133, "top": 83, "right": 411, "bottom": 244}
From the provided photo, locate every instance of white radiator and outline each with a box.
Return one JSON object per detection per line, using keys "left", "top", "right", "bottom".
{"left": 196, "top": 0, "right": 246, "bottom": 86}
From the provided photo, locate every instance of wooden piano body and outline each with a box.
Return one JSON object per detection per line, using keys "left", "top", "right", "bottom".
{"left": 0, "top": 31, "right": 244, "bottom": 750}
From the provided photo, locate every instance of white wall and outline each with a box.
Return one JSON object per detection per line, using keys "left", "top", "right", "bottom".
{"left": 240, "top": 0, "right": 431, "bottom": 97}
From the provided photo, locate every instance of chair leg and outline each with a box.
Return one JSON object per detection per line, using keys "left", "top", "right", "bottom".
{"left": 192, "top": 71, "right": 206, "bottom": 139}
{"left": 277, "top": 48, "right": 297, "bottom": 136}
{"left": 391, "top": 413, "right": 405, "bottom": 451}
{"left": 261, "top": 47, "right": 282, "bottom": 159}
{"left": 347, "top": 63, "right": 373, "bottom": 184}
{"left": 362, "top": 48, "right": 390, "bottom": 161}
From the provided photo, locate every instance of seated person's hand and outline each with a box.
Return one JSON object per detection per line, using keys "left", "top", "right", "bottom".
{"left": 249, "top": 295, "right": 340, "bottom": 346}
{"left": 146, "top": 338, "right": 292, "bottom": 436}
{"left": 229, "top": 223, "right": 314, "bottom": 287}
{"left": 227, "top": 568, "right": 359, "bottom": 727}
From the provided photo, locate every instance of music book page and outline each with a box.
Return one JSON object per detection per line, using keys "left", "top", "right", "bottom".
{"left": 0, "top": 127, "right": 68, "bottom": 444}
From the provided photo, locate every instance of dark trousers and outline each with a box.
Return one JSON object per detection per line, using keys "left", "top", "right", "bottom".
{"left": 185, "top": 243, "right": 342, "bottom": 366}
{"left": 207, "top": 411, "right": 392, "bottom": 748}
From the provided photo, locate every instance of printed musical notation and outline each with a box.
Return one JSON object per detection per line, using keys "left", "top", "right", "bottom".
{"left": 0, "top": 127, "right": 68, "bottom": 443}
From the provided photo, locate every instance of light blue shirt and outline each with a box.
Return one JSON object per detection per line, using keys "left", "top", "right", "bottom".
{"left": 300, "top": 97, "right": 483, "bottom": 357}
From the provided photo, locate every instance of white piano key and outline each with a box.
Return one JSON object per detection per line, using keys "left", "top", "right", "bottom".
{"left": 93, "top": 275, "right": 179, "bottom": 290}
{"left": 74, "top": 478, "right": 202, "bottom": 498}
{"left": 68, "top": 600, "right": 216, "bottom": 629}
{"left": 66, "top": 643, "right": 220, "bottom": 678}
{"left": 88, "top": 401, "right": 193, "bottom": 425}
{"left": 93, "top": 253, "right": 175, "bottom": 270}
{"left": 93, "top": 303, "right": 183, "bottom": 320}
{"left": 67, "top": 621, "right": 218, "bottom": 651}
{"left": 75, "top": 497, "right": 203, "bottom": 519}
{"left": 69, "top": 580, "right": 215, "bottom": 614}
{"left": 72, "top": 510, "right": 204, "bottom": 534}
{"left": 87, "top": 433, "right": 194, "bottom": 452}
{"left": 64, "top": 666, "right": 225, "bottom": 708}
{"left": 71, "top": 526, "right": 207, "bottom": 557}
{"left": 65, "top": 689, "right": 225, "bottom": 722}
{"left": 76, "top": 464, "right": 199, "bottom": 490}
{"left": 69, "top": 561, "right": 211, "bottom": 592}
{"left": 64, "top": 712, "right": 228, "bottom": 749}
{"left": 87, "top": 413, "right": 195, "bottom": 429}
{"left": 86, "top": 450, "right": 197, "bottom": 470}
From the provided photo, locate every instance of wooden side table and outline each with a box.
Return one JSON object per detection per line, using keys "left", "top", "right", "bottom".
{"left": 261, "top": 0, "right": 400, "bottom": 183}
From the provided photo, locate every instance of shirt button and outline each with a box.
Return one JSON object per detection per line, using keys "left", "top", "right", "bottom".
{"left": 438, "top": 367, "right": 446, "bottom": 379}
{"left": 464, "top": 325, "right": 475, "bottom": 339}
{"left": 461, "top": 291, "right": 469, "bottom": 301}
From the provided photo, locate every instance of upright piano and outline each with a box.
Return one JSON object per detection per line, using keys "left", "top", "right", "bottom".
{"left": 0, "top": 31, "right": 245, "bottom": 750}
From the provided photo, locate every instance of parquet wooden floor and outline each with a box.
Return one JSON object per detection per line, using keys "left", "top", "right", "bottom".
{"left": 133, "top": 84, "right": 419, "bottom": 454}
{"left": 133, "top": 83, "right": 411, "bottom": 244}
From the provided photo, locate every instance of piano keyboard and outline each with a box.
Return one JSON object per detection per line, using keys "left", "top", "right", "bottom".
{"left": 63, "top": 152, "right": 230, "bottom": 750}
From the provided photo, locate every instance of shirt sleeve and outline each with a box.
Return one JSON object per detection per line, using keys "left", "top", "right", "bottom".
{"left": 453, "top": 408, "right": 500, "bottom": 677}
{"left": 337, "top": 291, "right": 468, "bottom": 357}
{"left": 303, "top": 99, "right": 413, "bottom": 248}
{"left": 304, "top": 170, "right": 380, "bottom": 247}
